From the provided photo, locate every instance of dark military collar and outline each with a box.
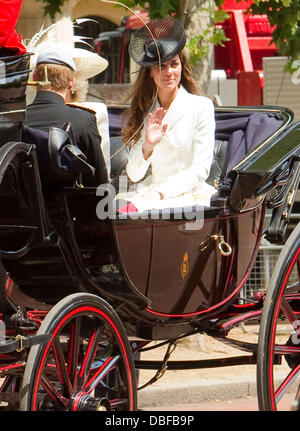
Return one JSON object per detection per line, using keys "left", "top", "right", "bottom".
{"left": 32, "top": 90, "right": 65, "bottom": 105}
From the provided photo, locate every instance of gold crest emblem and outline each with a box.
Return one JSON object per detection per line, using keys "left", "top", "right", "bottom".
{"left": 181, "top": 252, "right": 189, "bottom": 279}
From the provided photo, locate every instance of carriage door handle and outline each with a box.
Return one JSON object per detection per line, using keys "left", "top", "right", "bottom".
{"left": 211, "top": 235, "right": 232, "bottom": 256}
{"left": 199, "top": 235, "right": 232, "bottom": 256}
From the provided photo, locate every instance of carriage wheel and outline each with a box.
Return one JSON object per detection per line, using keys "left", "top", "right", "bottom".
{"left": 257, "top": 222, "right": 300, "bottom": 410}
{"left": 20, "top": 293, "right": 137, "bottom": 411}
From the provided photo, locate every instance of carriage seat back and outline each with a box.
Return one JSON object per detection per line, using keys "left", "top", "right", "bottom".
{"left": 209, "top": 112, "right": 284, "bottom": 194}
{"left": 0, "top": 53, "right": 31, "bottom": 114}
{"left": 110, "top": 136, "right": 129, "bottom": 179}
{"left": 0, "top": 113, "right": 23, "bottom": 147}
{"left": 206, "top": 139, "right": 229, "bottom": 189}
{"left": 22, "top": 125, "right": 95, "bottom": 188}
{"left": 0, "top": 53, "right": 31, "bottom": 148}
{"left": 108, "top": 135, "right": 230, "bottom": 194}
{"left": 108, "top": 112, "right": 284, "bottom": 208}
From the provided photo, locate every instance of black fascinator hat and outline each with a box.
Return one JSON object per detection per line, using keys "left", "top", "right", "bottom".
{"left": 129, "top": 17, "right": 186, "bottom": 67}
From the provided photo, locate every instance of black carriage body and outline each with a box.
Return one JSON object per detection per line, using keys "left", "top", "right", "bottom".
{"left": 1, "top": 187, "right": 264, "bottom": 336}
{"left": 1, "top": 101, "right": 299, "bottom": 341}
{"left": 1, "top": 53, "right": 300, "bottom": 412}
{"left": 0, "top": 53, "right": 300, "bottom": 343}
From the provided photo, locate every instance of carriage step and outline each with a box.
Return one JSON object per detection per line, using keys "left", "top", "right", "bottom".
{"left": 0, "top": 333, "right": 51, "bottom": 354}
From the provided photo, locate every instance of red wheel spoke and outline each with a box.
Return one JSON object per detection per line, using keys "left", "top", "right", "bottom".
{"left": 67, "top": 317, "right": 82, "bottom": 387}
{"left": 275, "top": 364, "right": 300, "bottom": 404}
{"left": 110, "top": 397, "right": 129, "bottom": 408}
{"left": 78, "top": 326, "right": 104, "bottom": 387}
{"left": 274, "top": 345, "right": 300, "bottom": 355}
{"left": 53, "top": 338, "right": 73, "bottom": 396}
{"left": 41, "top": 376, "right": 68, "bottom": 408}
{"left": 21, "top": 295, "right": 137, "bottom": 411}
{"left": 86, "top": 355, "right": 120, "bottom": 393}
{"left": 257, "top": 228, "right": 300, "bottom": 411}
{"left": 280, "top": 297, "right": 298, "bottom": 325}
{"left": 291, "top": 384, "right": 300, "bottom": 410}
{"left": 286, "top": 283, "right": 300, "bottom": 294}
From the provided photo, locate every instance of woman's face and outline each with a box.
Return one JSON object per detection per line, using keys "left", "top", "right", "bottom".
{"left": 150, "top": 55, "right": 182, "bottom": 92}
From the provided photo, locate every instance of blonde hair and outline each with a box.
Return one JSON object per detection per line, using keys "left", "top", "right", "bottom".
{"left": 35, "top": 63, "right": 74, "bottom": 91}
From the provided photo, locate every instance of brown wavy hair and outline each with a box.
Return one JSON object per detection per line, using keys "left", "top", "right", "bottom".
{"left": 121, "top": 50, "right": 203, "bottom": 146}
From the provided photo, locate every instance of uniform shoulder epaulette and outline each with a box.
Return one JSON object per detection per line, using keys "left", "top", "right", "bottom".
{"left": 67, "top": 102, "right": 96, "bottom": 115}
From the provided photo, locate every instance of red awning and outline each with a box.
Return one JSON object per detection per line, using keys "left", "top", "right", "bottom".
{"left": 125, "top": 11, "right": 150, "bottom": 29}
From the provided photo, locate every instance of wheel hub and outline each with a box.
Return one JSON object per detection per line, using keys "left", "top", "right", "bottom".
{"left": 72, "top": 393, "right": 110, "bottom": 411}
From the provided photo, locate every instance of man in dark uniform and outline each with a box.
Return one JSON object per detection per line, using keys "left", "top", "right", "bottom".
{"left": 25, "top": 45, "right": 107, "bottom": 186}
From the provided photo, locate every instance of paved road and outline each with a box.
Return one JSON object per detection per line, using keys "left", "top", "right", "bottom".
{"left": 145, "top": 394, "right": 295, "bottom": 411}
{"left": 146, "top": 396, "right": 259, "bottom": 411}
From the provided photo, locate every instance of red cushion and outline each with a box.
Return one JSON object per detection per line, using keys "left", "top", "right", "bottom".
{"left": 118, "top": 202, "right": 138, "bottom": 213}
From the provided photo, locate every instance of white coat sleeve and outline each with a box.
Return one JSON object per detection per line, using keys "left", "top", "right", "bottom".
{"left": 126, "top": 128, "right": 154, "bottom": 183}
{"left": 155, "top": 98, "right": 215, "bottom": 199}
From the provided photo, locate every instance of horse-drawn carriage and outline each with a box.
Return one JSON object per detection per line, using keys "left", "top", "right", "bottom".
{"left": 0, "top": 51, "right": 299, "bottom": 411}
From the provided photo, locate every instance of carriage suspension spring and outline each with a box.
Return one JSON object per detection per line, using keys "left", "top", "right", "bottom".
{"left": 137, "top": 341, "right": 177, "bottom": 391}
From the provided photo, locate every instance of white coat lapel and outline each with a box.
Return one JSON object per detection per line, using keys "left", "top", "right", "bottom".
{"left": 164, "top": 86, "right": 188, "bottom": 131}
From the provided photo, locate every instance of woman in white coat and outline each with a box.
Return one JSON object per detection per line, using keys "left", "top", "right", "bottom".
{"left": 117, "top": 17, "right": 216, "bottom": 213}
